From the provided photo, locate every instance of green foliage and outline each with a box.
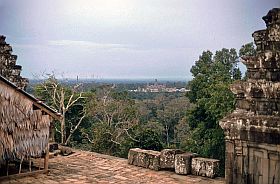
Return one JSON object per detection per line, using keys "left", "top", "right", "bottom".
{"left": 239, "top": 42, "right": 257, "bottom": 80}
{"left": 88, "top": 122, "right": 116, "bottom": 154}
{"left": 239, "top": 42, "right": 257, "bottom": 57}
{"left": 80, "top": 87, "right": 139, "bottom": 156}
{"left": 118, "top": 122, "right": 164, "bottom": 157}
{"left": 174, "top": 117, "right": 190, "bottom": 147}
{"left": 132, "top": 128, "right": 163, "bottom": 151}
{"left": 185, "top": 48, "right": 240, "bottom": 176}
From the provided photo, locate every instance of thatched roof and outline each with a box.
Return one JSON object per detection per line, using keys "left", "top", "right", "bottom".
{"left": 0, "top": 75, "right": 61, "bottom": 119}
{"left": 0, "top": 75, "right": 61, "bottom": 163}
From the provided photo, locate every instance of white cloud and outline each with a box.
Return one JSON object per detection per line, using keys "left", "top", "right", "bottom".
{"left": 47, "top": 40, "right": 131, "bottom": 50}
{"left": 13, "top": 44, "right": 42, "bottom": 49}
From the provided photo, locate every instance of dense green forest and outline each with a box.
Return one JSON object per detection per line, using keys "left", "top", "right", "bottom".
{"left": 31, "top": 43, "right": 255, "bottom": 176}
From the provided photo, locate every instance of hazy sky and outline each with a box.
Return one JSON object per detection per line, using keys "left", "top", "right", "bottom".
{"left": 0, "top": 0, "right": 279, "bottom": 80}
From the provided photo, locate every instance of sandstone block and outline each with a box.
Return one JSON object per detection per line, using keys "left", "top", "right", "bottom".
{"left": 160, "top": 149, "right": 184, "bottom": 169}
{"left": 175, "top": 152, "right": 197, "bottom": 175}
{"left": 128, "top": 148, "right": 161, "bottom": 170}
{"left": 191, "top": 157, "right": 219, "bottom": 178}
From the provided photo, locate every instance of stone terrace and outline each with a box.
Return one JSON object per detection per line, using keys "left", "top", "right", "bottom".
{"left": 1, "top": 150, "right": 224, "bottom": 184}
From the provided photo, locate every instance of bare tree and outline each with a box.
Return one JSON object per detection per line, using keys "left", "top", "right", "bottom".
{"left": 157, "top": 97, "right": 192, "bottom": 147}
{"left": 35, "top": 74, "right": 87, "bottom": 145}
{"left": 84, "top": 85, "right": 139, "bottom": 149}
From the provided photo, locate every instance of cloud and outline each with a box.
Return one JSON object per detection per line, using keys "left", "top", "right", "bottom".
{"left": 48, "top": 40, "right": 131, "bottom": 50}
{"left": 13, "top": 44, "right": 43, "bottom": 49}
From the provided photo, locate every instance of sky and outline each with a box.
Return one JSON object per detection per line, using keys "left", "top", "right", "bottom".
{"left": 0, "top": 0, "right": 279, "bottom": 80}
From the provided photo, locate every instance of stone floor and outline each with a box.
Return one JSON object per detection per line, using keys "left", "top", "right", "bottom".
{"left": 0, "top": 150, "right": 224, "bottom": 184}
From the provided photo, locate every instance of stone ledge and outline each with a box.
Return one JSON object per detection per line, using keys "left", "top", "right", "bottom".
{"left": 128, "top": 148, "right": 220, "bottom": 179}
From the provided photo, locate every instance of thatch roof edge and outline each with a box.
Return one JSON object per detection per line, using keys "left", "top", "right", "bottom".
{"left": 0, "top": 75, "right": 61, "bottom": 120}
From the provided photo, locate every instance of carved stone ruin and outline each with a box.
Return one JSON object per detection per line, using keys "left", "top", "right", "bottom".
{"left": 220, "top": 8, "right": 280, "bottom": 184}
{"left": 0, "top": 35, "right": 28, "bottom": 90}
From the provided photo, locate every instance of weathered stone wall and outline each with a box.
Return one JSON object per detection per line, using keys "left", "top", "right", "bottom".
{"left": 220, "top": 8, "right": 280, "bottom": 184}
{"left": 0, "top": 35, "right": 28, "bottom": 90}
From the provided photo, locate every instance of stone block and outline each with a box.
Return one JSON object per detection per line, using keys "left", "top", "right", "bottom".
{"left": 175, "top": 152, "right": 197, "bottom": 175}
{"left": 128, "top": 148, "right": 140, "bottom": 164}
{"left": 53, "top": 149, "right": 61, "bottom": 156}
{"left": 191, "top": 157, "right": 219, "bottom": 178}
{"left": 160, "top": 149, "right": 184, "bottom": 169}
{"left": 128, "top": 148, "right": 161, "bottom": 170}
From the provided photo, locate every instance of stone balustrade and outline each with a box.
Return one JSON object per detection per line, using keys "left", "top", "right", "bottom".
{"left": 128, "top": 148, "right": 220, "bottom": 178}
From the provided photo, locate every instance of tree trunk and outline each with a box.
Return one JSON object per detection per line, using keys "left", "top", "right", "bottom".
{"left": 61, "top": 117, "right": 66, "bottom": 144}
{"left": 165, "top": 124, "right": 170, "bottom": 147}
{"left": 64, "top": 114, "right": 86, "bottom": 145}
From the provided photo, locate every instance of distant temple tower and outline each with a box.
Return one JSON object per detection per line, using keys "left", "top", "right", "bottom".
{"left": 0, "top": 35, "right": 29, "bottom": 90}
{"left": 220, "top": 8, "right": 280, "bottom": 184}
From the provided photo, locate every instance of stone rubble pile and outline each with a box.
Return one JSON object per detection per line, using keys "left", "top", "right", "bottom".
{"left": 128, "top": 148, "right": 220, "bottom": 178}
{"left": 48, "top": 143, "right": 74, "bottom": 158}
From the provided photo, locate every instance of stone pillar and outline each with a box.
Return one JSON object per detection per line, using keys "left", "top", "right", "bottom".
{"left": 224, "top": 141, "right": 234, "bottom": 184}
{"left": 220, "top": 8, "right": 280, "bottom": 184}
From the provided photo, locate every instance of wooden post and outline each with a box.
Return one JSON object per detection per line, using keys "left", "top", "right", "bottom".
{"left": 19, "top": 157, "right": 24, "bottom": 174}
{"left": 29, "top": 157, "right": 32, "bottom": 172}
{"left": 6, "top": 160, "right": 9, "bottom": 176}
{"left": 44, "top": 144, "right": 49, "bottom": 172}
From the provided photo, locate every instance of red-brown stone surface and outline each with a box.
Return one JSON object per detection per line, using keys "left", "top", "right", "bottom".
{"left": 0, "top": 150, "right": 224, "bottom": 184}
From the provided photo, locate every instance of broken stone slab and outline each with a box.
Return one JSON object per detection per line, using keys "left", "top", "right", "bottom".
{"left": 160, "top": 149, "right": 184, "bottom": 169}
{"left": 53, "top": 149, "right": 61, "bottom": 156}
{"left": 191, "top": 157, "right": 220, "bottom": 178}
{"left": 128, "top": 148, "right": 161, "bottom": 170}
{"left": 175, "top": 152, "right": 197, "bottom": 175}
